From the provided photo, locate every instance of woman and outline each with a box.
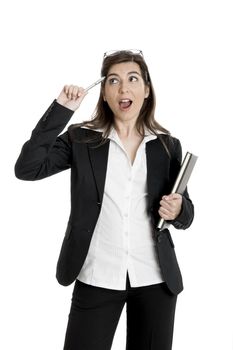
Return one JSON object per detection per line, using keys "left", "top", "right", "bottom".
{"left": 15, "top": 50, "right": 194, "bottom": 350}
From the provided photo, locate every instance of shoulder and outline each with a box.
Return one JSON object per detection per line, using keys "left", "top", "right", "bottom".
{"left": 67, "top": 124, "right": 103, "bottom": 143}
{"left": 159, "top": 133, "right": 180, "bottom": 146}
{"left": 156, "top": 133, "right": 181, "bottom": 158}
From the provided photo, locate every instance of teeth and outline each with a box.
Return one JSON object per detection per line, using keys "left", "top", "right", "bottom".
{"left": 120, "top": 99, "right": 131, "bottom": 102}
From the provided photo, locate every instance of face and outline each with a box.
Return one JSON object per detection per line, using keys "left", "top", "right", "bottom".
{"left": 103, "top": 62, "right": 150, "bottom": 124}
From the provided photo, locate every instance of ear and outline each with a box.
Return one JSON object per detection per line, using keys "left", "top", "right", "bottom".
{"left": 145, "top": 85, "right": 150, "bottom": 99}
{"left": 102, "top": 91, "right": 106, "bottom": 101}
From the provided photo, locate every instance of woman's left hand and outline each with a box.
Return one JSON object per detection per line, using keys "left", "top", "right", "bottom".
{"left": 158, "top": 193, "right": 182, "bottom": 221}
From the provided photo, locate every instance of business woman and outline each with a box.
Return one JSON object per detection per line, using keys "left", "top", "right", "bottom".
{"left": 15, "top": 50, "right": 194, "bottom": 350}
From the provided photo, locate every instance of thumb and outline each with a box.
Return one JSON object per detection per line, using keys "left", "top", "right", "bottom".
{"left": 163, "top": 193, "right": 182, "bottom": 201}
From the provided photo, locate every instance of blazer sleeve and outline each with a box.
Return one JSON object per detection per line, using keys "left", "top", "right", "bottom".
{"left": 14, "top": 100, "right": 74, "bottom": 181}
{"left": 169, "top": 138, "right": 194, "bottom": 230}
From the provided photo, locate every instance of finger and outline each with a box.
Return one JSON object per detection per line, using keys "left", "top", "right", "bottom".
{"left": 160, "top": 200, "right": 178, "bottom": 214}
{"left": 163, "top": 193, "right": 182, "bottom": 201}
{"left": 77, "top": 87, "right": 87, "bottom": 98}
{"left": 159, "top": 206, "right": 170, "bottom": 216}
{"left": 70, "top": 86, "right": 78, "bottom": 99}
{"left": 159, "top": 207, "right": 177, "bottom": 221}
{"left": 70, "top": 85, "right": 76, "bottom": 99}
{"left": 68, "top": 85, "right": 79, "bottom": 99}
{"left": 71, "top": 86, "right": 86, "bottom": 100}
{"left": 63, "top": 85, "right": 68, "bottom": 95}
{"left": 64, "top": 85, "right": 72, "bottom": 99}
{"left": 162, "top": 195, "right": 173, "bottom": 202}
{"left": 158, "top": 208, "right": 172, "bottom": 220}
{"left": 160, "top": 204, "right": 176, "bottom": 215}
{"left": 160, "top": 199, "right": 173, "bottom": 210}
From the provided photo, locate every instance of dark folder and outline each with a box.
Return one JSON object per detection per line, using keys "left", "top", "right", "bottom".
{"left": 157, "top": 152, "right": 198, "bottom": 230}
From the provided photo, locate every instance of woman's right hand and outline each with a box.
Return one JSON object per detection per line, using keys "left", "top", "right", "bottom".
{"left": 56, "top": 85, "right": 88, "bottom": 111}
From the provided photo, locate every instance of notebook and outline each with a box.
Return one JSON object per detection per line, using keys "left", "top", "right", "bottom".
{"left": 157, "top": 152, "right": 198, "bottom": 230}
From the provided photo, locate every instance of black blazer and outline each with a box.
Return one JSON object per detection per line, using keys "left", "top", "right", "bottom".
{"left": 15, "top": 100, "right": 194, "bottom": 295}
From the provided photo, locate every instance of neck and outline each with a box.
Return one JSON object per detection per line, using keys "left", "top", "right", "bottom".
{"left": 113, "top": 120, "right": 142, "bottom": 138}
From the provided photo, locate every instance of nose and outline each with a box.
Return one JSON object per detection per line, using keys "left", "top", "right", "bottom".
{"left": 119, "top": 80, "right": 129, "bottom": 94}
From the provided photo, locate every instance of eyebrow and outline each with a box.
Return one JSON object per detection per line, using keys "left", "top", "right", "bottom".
{"left": 107, "top": 71, "right": 141, "bottom": 78}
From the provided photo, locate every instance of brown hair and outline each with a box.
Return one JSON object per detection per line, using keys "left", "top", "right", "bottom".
{"left": 70, "top": 50, "right": 170, "bottom": 148}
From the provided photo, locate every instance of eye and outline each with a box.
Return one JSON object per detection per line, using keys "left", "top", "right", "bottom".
{"left": 129, "top": 75, "right": 139, "bottom": 82}
{"left": 108, "top": 77, "right": 119, "bottom": 85}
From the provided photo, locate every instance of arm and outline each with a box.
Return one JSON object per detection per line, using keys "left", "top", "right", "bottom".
{"left": 171, "top": 189, "right": 194, "bottom": 229}
{"left": 15, "top": 101, "right": 74, "bottom": 180}
{"left": 14, "top": 85, "right": 87, "bottom": 181}
{"left": 158, "top": 138, "right": 194, "bottom": 230}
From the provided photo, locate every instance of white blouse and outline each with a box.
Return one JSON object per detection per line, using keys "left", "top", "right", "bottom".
{"left": 77, "top": 126, "right": 164, "bottom": 290}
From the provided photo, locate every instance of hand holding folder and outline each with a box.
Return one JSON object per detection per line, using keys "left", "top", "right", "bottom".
{"left": 157, "top": 152, "right": 198, "bottom": 231}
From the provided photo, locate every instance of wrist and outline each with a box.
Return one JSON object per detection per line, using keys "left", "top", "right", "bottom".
{"left": 55, "top": 99, "right": 76, "bottom": 112}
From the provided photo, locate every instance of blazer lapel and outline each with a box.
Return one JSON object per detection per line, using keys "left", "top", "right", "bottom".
{"left": 87, "top": 138, "right": 110, "bottom": 204}
{"left": 87, "top": 131, "right": 169, "bottom": 213}
{"left": 146, "top": 138, "right": 169, "bottom": 210}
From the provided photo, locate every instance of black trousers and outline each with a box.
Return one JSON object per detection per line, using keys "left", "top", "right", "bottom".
{"left": 63, "top": 272, "right": 177, "bottom": 350}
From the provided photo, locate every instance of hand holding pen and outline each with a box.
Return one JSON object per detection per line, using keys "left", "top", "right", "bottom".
{"left": 56, "top": 77, "right": 105, "bottom": 111}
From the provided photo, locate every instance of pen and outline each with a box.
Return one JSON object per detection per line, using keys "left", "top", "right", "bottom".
{"left": 84, "top": 77, "right": 106, "bottom": 92}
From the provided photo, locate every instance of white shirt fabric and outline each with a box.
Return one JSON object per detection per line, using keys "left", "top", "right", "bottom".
{"left": 77, "top": 126, "right": 164, "bottom": 290}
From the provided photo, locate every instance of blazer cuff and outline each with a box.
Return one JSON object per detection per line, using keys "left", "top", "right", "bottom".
{"left": 40, "top": 99, "right": 74, "bottom": 123}
{"left": 170, "top": 195, "right": 194, "bottom": 230}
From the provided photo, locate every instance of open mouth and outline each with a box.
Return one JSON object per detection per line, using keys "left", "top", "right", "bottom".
{"left": 119, "top": 99, "right": 133, "bottom": 110}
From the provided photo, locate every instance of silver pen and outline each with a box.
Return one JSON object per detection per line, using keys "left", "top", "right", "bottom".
{"left": 84, "top": 77, "right": 106, "bottom": 92}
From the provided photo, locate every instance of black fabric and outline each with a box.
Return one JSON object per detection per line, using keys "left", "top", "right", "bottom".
{"left": 63, "top": 273, "right": 177, "bottom": 350}
{"left": 15, "top": 101, "right": 194, "bottom": 294}
{"left": 154, "top": 229, "right": 183, "bottom": 294}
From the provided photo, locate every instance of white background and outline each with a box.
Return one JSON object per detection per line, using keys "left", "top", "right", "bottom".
{"left": 1, "top": 0, "right": 232, "bottom": 349}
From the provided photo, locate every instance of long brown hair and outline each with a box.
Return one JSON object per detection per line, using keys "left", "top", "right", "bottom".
{"left": 69, "top": 50, "right": 170, "bottom": 148}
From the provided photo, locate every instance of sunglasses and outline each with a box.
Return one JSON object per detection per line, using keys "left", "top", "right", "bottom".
{"left": 103, "top": 49, "right": 143, "bottom": 59}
